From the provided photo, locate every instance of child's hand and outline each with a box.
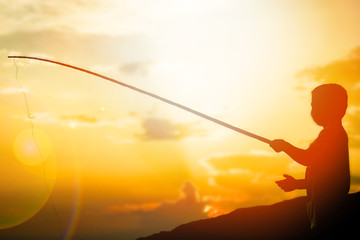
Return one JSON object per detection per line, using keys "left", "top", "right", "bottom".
{"left": 275, "top": 174, "right": 297, "bottom": 192}
{"left": 269, "top": 139, "right": 288, "bottom": 153}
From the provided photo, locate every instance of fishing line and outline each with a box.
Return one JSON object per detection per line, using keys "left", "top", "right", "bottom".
{"left": 13, "top": 59, "right": 63, "bottom": 239}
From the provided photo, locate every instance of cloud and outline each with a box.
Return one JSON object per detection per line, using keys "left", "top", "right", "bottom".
{"left": 296, "top": 46, "right": 360, "bottom": 106}
{"left": 82, "top": 181, "right": 207, "bottom": 239}
{"left": 345, "top": 110, "right": 360, "bottom": 147}
{"left": 107, "top": 181, "right": 204, "bottom": 216}
{"left": 137, "top": 117, "right": 206, "bottom": 141}
{"left": 200, "top": 153, "right": 289, "bottom": 175}
{"left": 296, "top": 46, "right": 360, "bottom": 147}
{"left": 132, "top": 181, "right": 206, "bottom": 229}
{"left": 0, "top": 29, "right": 154, "bottom": 68}
{"left": 198, "top": 153, "right": 297, "bottom": 209}
{"left": 351, "top": 175, "right": 360, "bottom": 185}
{"left": 58, "top": 114, "right": 139, "bottom": 129}
{"left": 0, "top": 0, "right": 102, "bottom": 35}
{"left": 119, "top": 62, "right": 151, "bottom": 75}
{"left": 0, "top": 87, "right": 27, "bottom": 95}
{"left": 10, "top": 109, "right": 207, "bottom": 143}
{"left": 10, "top": 111, "right": 138, "bottom": 131}
{"left": 60, "top": 114, "right": 97, "bottom": 124}
{"left": 297, "top": 47, "right": 360, "bottom": 90}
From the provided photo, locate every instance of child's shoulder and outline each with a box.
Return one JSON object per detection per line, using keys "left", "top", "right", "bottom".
{"left": 319, "top": 125, "right": 348, "bottom": 142}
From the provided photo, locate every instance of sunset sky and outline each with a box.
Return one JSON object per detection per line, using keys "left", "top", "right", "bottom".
{"left": 1, "top": 1, "right": 360, "bottom": 239}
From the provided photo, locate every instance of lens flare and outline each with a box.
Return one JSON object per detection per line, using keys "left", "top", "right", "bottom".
{"left": 0, "top": 128, "right": 56, "bottom": 229}
{"left": 13, "top": 128, "right": 51, "bottom": 166}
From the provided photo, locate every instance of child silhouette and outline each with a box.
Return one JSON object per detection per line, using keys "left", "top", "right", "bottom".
{"left": 269, "top": 84, "right": 350, "bottom": 234}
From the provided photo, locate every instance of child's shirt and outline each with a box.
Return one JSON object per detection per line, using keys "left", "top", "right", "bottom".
{"left": 305, "top": 125, "right": 350, "bottom": 202}
{"left": 304, "top": 124, "right": 350, "bottom": 228}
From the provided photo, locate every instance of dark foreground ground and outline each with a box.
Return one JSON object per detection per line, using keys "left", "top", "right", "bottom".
{"left": 138, "top": 192, "right": 360, "bottom": 240}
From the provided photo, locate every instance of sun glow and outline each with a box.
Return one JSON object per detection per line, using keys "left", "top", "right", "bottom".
{"left": 13, "top": 128, "right": 51, "bottom": 166}
{"left": 147, "top": 61, "right": 230, "bottom": 116}
{"left": 203, "top": 204, "right": 227, "bottom": 218}
{"left": 140, "top": 0, "right": 291, "bottom": 125}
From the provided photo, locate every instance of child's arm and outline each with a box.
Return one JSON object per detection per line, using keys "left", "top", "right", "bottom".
{"left": 275, "top": 174, "right": 307, "bottom": 192}
{"left": 269, "top": 139, "right": 310, "bottom": 166}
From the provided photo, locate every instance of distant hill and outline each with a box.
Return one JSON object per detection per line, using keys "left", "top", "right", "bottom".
{"left": 138, "top": 192, "right": 360, "bottom": 240}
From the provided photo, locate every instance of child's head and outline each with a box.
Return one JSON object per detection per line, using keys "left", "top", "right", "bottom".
{"left": 311, "top": 84, "right": 348, "bottom": 126}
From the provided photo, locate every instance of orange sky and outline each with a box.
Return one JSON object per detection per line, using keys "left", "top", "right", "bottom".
{"left": 1, "top": 1, "right": 360, "bottom": 239}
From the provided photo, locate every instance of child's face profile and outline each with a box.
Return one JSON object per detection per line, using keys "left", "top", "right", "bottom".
{"left": 311, "top": 96, "right": 326, "bottom": 126}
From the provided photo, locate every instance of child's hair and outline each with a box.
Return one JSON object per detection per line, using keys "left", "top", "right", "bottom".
{"left": 312, "top": 83, "right": 348, "bottom": 120}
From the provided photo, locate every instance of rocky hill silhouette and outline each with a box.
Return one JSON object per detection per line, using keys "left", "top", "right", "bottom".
{"left": 138, "top": 192, "right": 360, "bottom": 240}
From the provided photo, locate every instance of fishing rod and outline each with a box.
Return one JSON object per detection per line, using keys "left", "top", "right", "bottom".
{"left": 8, "top": 55, "right": 271, "bottom": 144}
